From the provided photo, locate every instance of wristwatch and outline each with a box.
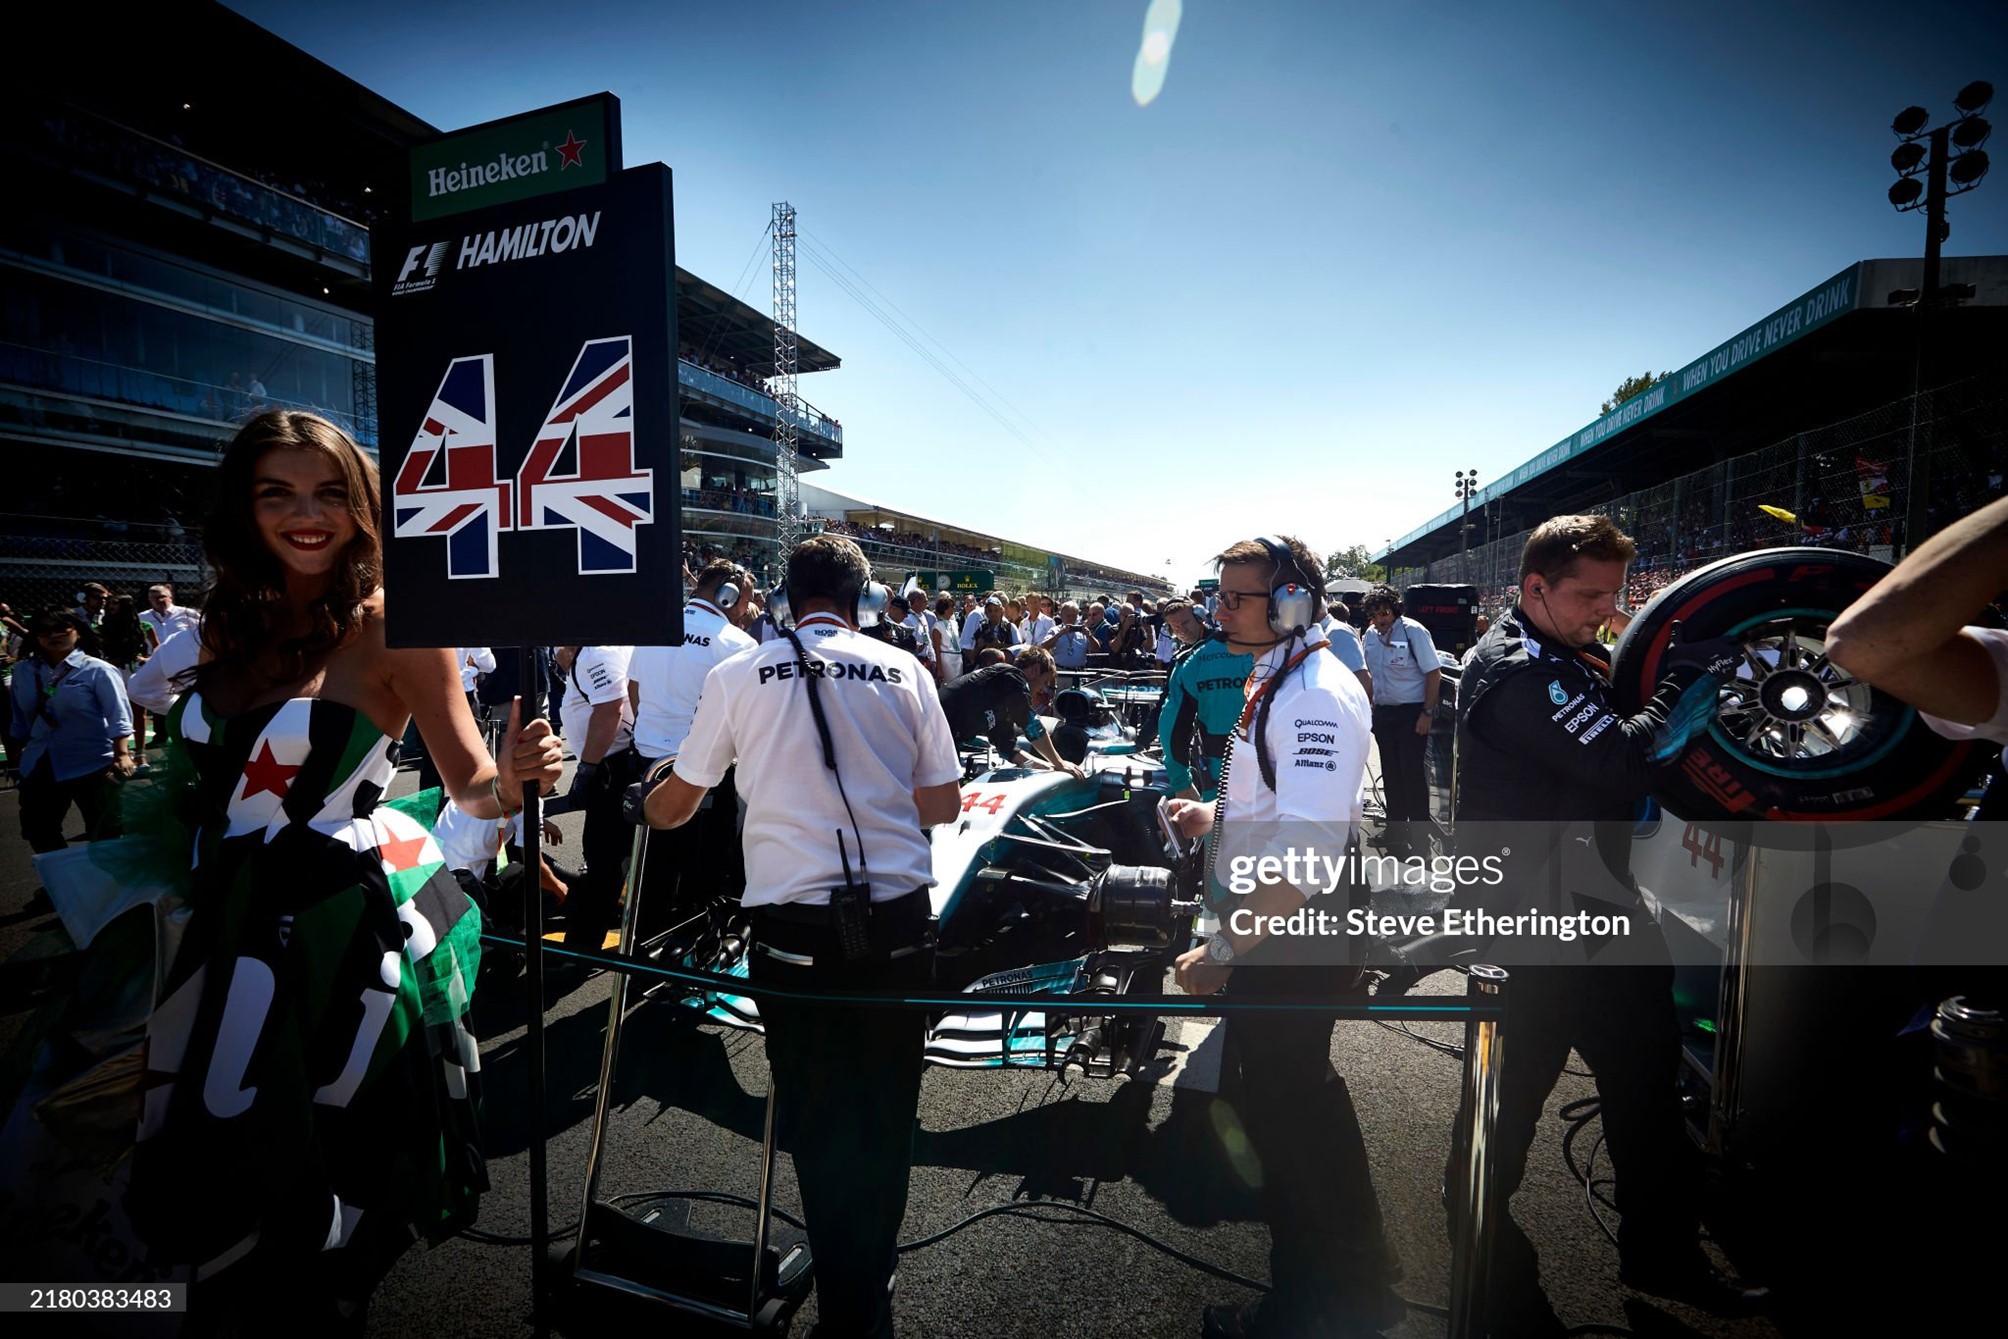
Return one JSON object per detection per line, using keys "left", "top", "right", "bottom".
{"left": 1206, "top": 934, "right": 1236, "bottom": 965}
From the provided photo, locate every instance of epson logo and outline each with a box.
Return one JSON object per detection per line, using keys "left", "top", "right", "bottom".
{"left": 1297, "top": 731, "right": 1335, "bottom": 744}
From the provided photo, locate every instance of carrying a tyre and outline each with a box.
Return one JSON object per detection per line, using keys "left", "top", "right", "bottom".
{"left": 1610, "top": 547, "right": 1994, "bottom": 822}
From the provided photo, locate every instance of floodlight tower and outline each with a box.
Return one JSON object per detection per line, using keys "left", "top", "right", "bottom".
{"left": 770, "top": 202, "right": 802, "bottom": 556}
{"left": 1455, "top": 469, "right": 1479, "bottom": 584}
{"left": 1886, "top": 81, "right": 1992, "bottom": 553}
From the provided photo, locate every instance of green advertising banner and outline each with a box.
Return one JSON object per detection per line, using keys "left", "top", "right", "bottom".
{"left": 910, "top": 570, "right": 996, "bottom": 592}
{"left": 410, "top": 94, "right": 621, "bottom": 223}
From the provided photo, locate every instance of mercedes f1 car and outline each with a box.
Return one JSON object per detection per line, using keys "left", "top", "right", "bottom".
{"left": 642, "top": 672, "right": 1197, "bottom": 1078}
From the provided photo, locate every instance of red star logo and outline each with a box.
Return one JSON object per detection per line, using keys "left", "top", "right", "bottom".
{"left": 378, "top": 829, "right": 431, "bottom": 872}
{"left": 240, "top": 741, "right": 300, "bottom": 801}
{"left": 555, "top": 130, "right": 587, "bottom": 169}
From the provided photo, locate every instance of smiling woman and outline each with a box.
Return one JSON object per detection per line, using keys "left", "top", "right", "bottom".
{"left": 115, "top": 409, "right": 565, "bottom": 1329}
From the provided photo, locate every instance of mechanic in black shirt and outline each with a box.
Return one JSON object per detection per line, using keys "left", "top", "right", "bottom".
{"left": 1443, "top": 513, "right": 1766, "bottom": 1336}
{"left": 937, "top": 646, "right": 1085, "bottom": 777}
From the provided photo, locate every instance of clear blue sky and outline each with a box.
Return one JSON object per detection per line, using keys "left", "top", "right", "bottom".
{"left": 235, "top": 0, "right": 2007, "bottom": 588}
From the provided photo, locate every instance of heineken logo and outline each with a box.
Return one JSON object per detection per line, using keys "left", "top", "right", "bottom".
{"left": 425, "top": 129, "right": 589, "bottom": 202}
{"left": 390, "top": 211, "right": 603, "bottom": 298}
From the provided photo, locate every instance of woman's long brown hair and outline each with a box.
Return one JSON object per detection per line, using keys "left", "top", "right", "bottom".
{"left": 194, "top": 411, "right": 383, "bottom": 694}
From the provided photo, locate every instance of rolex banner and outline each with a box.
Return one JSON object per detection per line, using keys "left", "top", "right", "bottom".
{"left": 373, "top": 163, "right": 681, "bottom": 649}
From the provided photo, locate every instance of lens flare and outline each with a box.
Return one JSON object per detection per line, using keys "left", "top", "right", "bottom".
{"left": 1131, "top": 0, "right": 1183, "bottom": 107}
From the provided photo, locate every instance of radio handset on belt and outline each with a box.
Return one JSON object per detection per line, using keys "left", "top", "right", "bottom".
{"left": 782, "top": 626, "right": 874, "bottom": 960}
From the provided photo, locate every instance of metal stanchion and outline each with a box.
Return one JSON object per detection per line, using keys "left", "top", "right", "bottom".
{"left": 570, "top": 816, "right": 652, "bottom": 1252}
{"left": 515, "top": 651, "right": 551, "bottom": 1337}
{"left": 1448, "top": 964, "right": 1508, "bottom": 1339}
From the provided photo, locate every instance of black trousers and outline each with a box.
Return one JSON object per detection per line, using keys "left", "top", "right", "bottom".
{"left": 1446, "top": 960, "right": 1697, "bottom": 1334}
{"left": 18, "top": 757, "right": 116, "bottom": 853}
{"left": 749, "top": 891, "right": 932, "bottom": 1339}
{"left": 1371, "top": 704, "right": 1431, "bottom": 849}
{"left": 561, "top": 749, "right": 641, "bottom": 954}
{"left": 631, "top": 765, "right": 743, "bottom": 943}
{"left": 1220, "top": 960, "right": 1393, "bottom": 1320}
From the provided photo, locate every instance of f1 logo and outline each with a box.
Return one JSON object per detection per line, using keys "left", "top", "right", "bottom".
{"left": 397, "top": 241, "right": 450, "bottom": 284}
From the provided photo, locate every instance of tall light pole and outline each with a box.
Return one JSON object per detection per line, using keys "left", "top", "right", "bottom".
{"left": 1455, "top": 469, "right": 1479, "bottom": 585}
{"left": 1887, "top": 81, "right": 1992, "bottom": 554}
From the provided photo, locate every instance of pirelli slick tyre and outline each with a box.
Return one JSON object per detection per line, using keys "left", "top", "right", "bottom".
{"left": 1609, "top": 547, "right": 1992, "bottom": 822}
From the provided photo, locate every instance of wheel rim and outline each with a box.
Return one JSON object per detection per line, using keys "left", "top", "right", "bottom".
{"left": 1713, "top": 618, "right": 1878, "bottom": 765}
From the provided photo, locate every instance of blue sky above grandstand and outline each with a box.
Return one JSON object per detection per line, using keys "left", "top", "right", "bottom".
{"left": 234, "top": 0, "right": 2007, "bottom": 585}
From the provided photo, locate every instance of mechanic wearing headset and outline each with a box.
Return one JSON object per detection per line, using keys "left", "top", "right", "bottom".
{"left": 1167, "top": 535, "right": 1399, "bottom": 1339}
{"left": 625, "top": 559, "right": 758, "bottom": 932}
{"left": 1445, "top": 513, "right": 1766, "bottom": 1336}
{"left": 634, "top": 535, "right": 962, "bottom": 1339}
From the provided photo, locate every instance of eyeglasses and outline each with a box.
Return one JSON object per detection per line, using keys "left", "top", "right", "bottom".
{"left": 1215, "top": 589, "right": 1272, "bottom": 611}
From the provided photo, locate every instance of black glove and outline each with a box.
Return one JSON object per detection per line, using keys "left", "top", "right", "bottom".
{"left": 569, "top": 759, "right": 606, "bottom": 797}
{"left": 622, "top": 780, "right": 653, "bottom": 826}
{"left": 1663, "top": 620, "right": 1745, "bottom": 680}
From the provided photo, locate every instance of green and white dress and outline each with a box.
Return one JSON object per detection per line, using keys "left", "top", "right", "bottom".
{"left": 130, "top": 692, "right": 486, "bottom": 1293}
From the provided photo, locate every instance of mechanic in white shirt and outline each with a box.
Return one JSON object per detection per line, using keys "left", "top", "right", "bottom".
{"left": 456, "top": 646, "right": 497, "bottom": 702}
{"left": 636, "top": 535, "right": 960, "bottom": 1337}
{"left": 1165, "top": 535, "right": 1396, "bottom": 1338}
{"left": 552, "top": 643, "right": 635, "bottom": 959}
{"left": 626, "top": 560, "right": 759, "bottom": 927}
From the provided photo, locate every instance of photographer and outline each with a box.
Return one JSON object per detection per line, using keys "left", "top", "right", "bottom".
{"left": 1167, "top": 536, "right": 1397, "bottom": 1339}
{"left": 635, "top": 535, "right": 961, "bottom": 1338}
{"left": 1446, "top": 514, "right": 1766, "bottom": 1334}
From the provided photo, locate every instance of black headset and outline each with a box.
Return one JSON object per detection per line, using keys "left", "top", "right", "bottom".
{"left": 1253, "top": 535, "right": 1319, "bottom": 637}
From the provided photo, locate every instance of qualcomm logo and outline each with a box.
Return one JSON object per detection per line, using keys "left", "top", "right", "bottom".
{"left": 392, "top": 241, "right": 452, "bottom": 296}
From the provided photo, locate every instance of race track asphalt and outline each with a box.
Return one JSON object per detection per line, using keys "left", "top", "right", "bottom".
{"left": 0, "top": 750, "right": 1836, "bottom": 1339}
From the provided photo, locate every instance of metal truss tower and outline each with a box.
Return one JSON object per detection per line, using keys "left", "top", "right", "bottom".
{"left": 769, "top": 201, "right": 802, "bottom": 556}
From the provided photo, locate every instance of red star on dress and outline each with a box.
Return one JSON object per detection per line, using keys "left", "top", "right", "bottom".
{"left": 240, "top": 740, "right": 300, "bottom": 801}
{"left": 555, "top": 130, "right": 587, "bottom": 168}
{"left": 378, "top": 830, "right": 431, "bottom": 872}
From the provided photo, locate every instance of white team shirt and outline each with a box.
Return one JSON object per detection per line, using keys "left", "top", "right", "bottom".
{"left": 128, "top": 626, "right": 201, "bottom": 714}
{"left": 433, "top": 799, "right": 530, "bottom": 879}
{"left": 629, "top": 599, "right": 757, "bottom": 760}
{"left": 1215, "top": 625, "right": 1371, "bottom": 900}
{"left": 676, "top": 612, "right": 961, "bottom": 907}
{"left": 560, "top": 645, "right": 634, "bottom": 758}
{"left": 457, "top": 646, "right": 497, "bottom": 693}
{"left": 140, "top": 603, "right": 200, "bottom": 649}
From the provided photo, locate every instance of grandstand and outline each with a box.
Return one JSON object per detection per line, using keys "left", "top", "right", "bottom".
{"left": 3, "top": 2, "right": 852, "bottom": 615}
{"left": 799, "top": 483, "right": 1174, "bottom": 600}
{"left": 1381, "top": 257, "right": 2008, "bottom": 616}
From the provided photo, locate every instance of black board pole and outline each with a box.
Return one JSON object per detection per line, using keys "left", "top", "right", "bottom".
{"left": 517, "top": 645, "right": 550, "bottom": 1335}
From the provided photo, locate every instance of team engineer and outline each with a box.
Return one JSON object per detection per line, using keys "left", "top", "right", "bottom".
{"left": 1448, "top": 513, "right": 1765, "bottom": 1335}
{"left": 626, "top": 559, "right": 757, "bottom": 926}
{"left": 937, "top": 646, "right": 1086, "bottom": 777}
{"left": 1167, "top": 535, "right": 1398, "bottom": 1339}
{"left": 636, "top": 535, "right": 962, "bottom": 1339}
